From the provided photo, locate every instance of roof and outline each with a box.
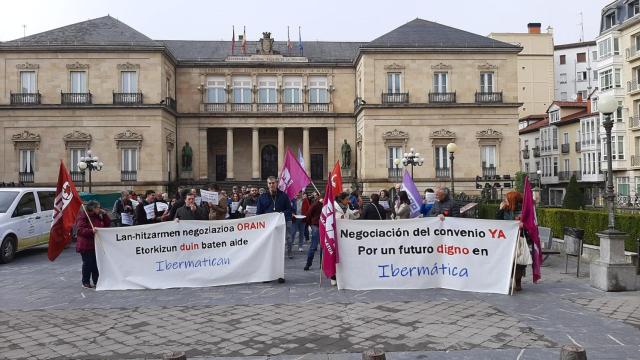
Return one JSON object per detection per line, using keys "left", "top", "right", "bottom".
{"left": 554, "top": 41, "right": 597, "bottom": 50}
{"left": 546, "top": 101, "right": 587, "bottom": 113}
{"left": 363, "top": 18, "right": 520, "bottom": 50}
{"left": 519, "top": 114, "right": 546, "bottom": 121}
{"left": 558, "top": 109, "right": 589, "bottom": 125}
{"left": 520, "top": 117, "right": 549, "bottom": 134}
{"left": 3, "top": 16, "right": 156, "bottom": 46}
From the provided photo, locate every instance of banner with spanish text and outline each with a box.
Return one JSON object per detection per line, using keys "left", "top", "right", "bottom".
{"left": 94, "top": 213, "right": 285, "bottom": 290}
{"left": 335, "top": 217, "right": 519, "bottom": 294}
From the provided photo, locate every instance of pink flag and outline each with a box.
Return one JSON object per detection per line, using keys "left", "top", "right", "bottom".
{"left": 320, "top": 176, "right": 338, "bottom": 278}
{"left": 278, "top": 147, "right": 311, "bottom": 199}
{"left": 522, "top": 176, "right": 542, "bottom": 283}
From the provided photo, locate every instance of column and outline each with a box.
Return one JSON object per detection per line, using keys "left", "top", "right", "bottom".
{"left": 226, "top": 128, "right": 234, "bottom": 179}
{"left": 252, "top": 128, "right": 260, "bottom": 179}
{"left": 198, "top": 128, "right": 208, "bottom": 179}
{"left": 327, "top": 127, "right": 335, "bottom": 177}
{"left": 303, "top": 127, "right": 311, "bottom": 175}
{"left": 277, "top": 127, "right": 285, "bottom": 172}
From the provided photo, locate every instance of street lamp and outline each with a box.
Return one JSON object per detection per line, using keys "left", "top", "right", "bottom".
{"left": 447, "top": 142, "right": 458, "bottom": 195}
{"left": 535, "top": 169, "right": 542, "bottom": 204}
{"left": 393, "top": 158, "right": 402, "bottom": 183}
{"left": 77, "top": 149, "right": 104, "bottom": 193}
{"left": 401, "top": 148, "right": 424, "bottom": 178}
{"left": 598, "top": 92, "right": 618, "bottom": 230}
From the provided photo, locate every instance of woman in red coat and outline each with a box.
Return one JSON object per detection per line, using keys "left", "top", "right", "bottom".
{"left": 76, "top": 200, "right": 111, "bottom": 288}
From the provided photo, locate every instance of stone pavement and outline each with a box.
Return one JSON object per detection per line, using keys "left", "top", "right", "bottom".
{"left": 0, "top": 244, "right": 639, "bottom": 359}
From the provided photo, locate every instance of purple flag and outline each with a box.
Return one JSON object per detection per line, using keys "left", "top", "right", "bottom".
{"left": 278, "top": 147, "right": 311, "bottom": 199}
{"left": 401, "top": 170, "right": 423, "bottom": 218}
{"left": 522, "top": 176, "right": 542, "bottom": 283}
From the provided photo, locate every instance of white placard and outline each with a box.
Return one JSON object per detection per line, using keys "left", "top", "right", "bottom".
{"left": 195, "top": 196, "right": 202, "bottom": 206}
{"left": 335, "top": 217, "right": 519, "bottom": 295}
{"left": 293, "top": 214, "right": 306, "bottom": 219}
{"left": 231, "top": 202, "right": 240, "bottom": 213}
{"left": 120, "top": 213, "right": 133, "bottom": 226}
{"left": 379, "top": 200, "right": 390, "bottom": 209}
{"left": 94, "top": 213, "right": 286, "bottom": 290}
{"left": 131, "top": 199, "right": 139, "bottom": 208}
{"left": 245, "top": 205, "right": 257, "bottom": 216}
{"left": 156, "top": 202, "right": 169, "bottom": 212}
{"left": 201, "top": 190, "right": 219, "bottom": 205}
{"left": 143, "top": 204, "right": 156, "bottom": 220}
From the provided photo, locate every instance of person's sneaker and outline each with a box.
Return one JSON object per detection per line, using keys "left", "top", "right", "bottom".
{"left": 304, "top": 265, "right": 310, "bottom": 271}
{"left": 277, "top": 278, "right": 286, "bottom": 284}
{"left": 82, "top": 283, "right": 94, "bottom": 289}
{"left": 298, "top": 246, "right": 304, "bottom": 252}
{"left": 330, "top": 279, "right": 337, "bottom": 286}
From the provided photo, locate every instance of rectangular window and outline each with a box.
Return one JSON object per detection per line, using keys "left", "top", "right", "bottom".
{"left": 257, "top": 76, "right": 277, "bottom": 103}
{"left": 577, "top": 71, "right": 587, "bottom": 81}
{"left": 559, "top": 55, "right": 566, "bottom": 64}
{"left": 434, "top": 146, "right": 449, "bottom": 169}
{"left": 19, "top": 149, "right": 34, "bottom": 173}
{"left": 120, "top": 71, "right": 137, "bottom": 93}
{"left": 388, "top": 146, "right": 403, "bottom": 168}
{"left": 121, "top": 148, "right": 138, "bottom": 171}
{"left": 20, "top": 71, "right": 36, "bottom": 93}
{"left": 481, "top": 145, "right": 496, "bottom": 168}
{"left": 433, "top": 72, "right": 448, "bottom": 93}
{"left": 480, "top": 72, "right": 494, "bottom": 93}
{"left": 232, "top": 77, "right": 252, "bottom": 103}
{"left": 387, "top": 73, "right": 401, "bottom": 93}
{"left": 618, "top": 135, "right": 625, "bottom": 160}
{"left": 309, "top": 76, "right": 328, "bottom": 103}
{"left": 578, "top": 90, "right": 588, "bottom": 99}
{"left": 550, "top": 111, "right": 560, "bottom": 123}
{"left": 525, "top": 162, "right": 530, "bottom": 172}
{"left": 599, "top": 38, "right": 612, "bottom": 59}
{"left": 616, "top": 101, "right": 623, "bottom": 122}
{"left": 615, "top": 68, "right": 621, "bottom": 87}
{"left": 560, "top": 73, "right": 567, "bottom": 83}
{"left": 576, "top": 52, "right": 586, "bottom": 63}
{"left": 563, "top": 132, "right": 569, "bottom": 145}
{"left": 617, "top": 177, "right": 630, "bottom": 196}
{"left": 600, "top": 69, "right": 613, "bottom": 90}
{"left": 564, "top": 159, "right": 570, "bottom": 171}
{"left": 605, "top": 13, "right": 616, "bottom": 30}
{"left": 553, "top": 157, "right": 558, "bottom": 176}
{"left": 614, "top": 38, "right": 620, "bottom": 55}
{"left": 283, "top": 76, "right": 302, "bottom": 103}
{"left": 635, "top": 35, "right": 640, "bottom": 52}
{"left": 206, "top": 76, "right": 226, "bottom": 103}
{"left": 70, "top": 71, "right": 87, "bottom": 93}
{"left": 70, "top": 148, "right": 86, "bottom": 172}
{"left": 552, "top": 127, "right": 558, "bottom": 149}
{"left": 631, "top": 1, "right": 640, "bottom": 17}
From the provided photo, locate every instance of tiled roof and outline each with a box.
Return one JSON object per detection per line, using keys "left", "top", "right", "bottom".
{"left": 554, "top": 41, "right": 596, "bottom": 50}
{"left": 520, "top": 117, "right": 548, "bottom": 134}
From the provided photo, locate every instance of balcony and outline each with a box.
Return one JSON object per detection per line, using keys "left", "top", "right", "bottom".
{"left": 533, "top": 146, "right": 541, "bottom": 157}
{"left": 382, "top": 92, "right": 409, "bottom": 104}
{"left": 203, "top": 103, "right": 226, "bottom": 112}
{"left": 561, "top": 143, "right": 570, "bottom": 154}
{"left": 482, "top": 166, "right": 497, "bottom": 178}
{"left": 10, "top": 92, "right": 41, "bottom": 105}
{"left": 231, "top": 103, "right": 252, "bottom": 112}
{"left": 388, "top": 167, "right": 402, "bottom": 180}
{"left": 558, "top": 171, "right": 579, "bottom": 182}
{"left": 308, "top": 103, "right": 329, "bottom": 112}
{"left": 113, "top": 92, "right": 143, "bottom": 105}
{"left": 630, "top": 115, "right": 640, "bottom": 130}
{"left": 70, "top": 171, "right": 85, "bottom": 184}
{"left": 632, "top": 155, "right": 640, "bottom": 168}
{"left": 626, "top": 46, "right": 640, "bottom": 60}
{"left": 428, "top": 92, "right": 456, "bottom": 104}
{"left": 121, "top": 170, "right": 137, "bottom": 182}
{"left": 283, "top": 103, "right": 303, "bottom": 112}
{"left": 257, "top": 103, "right": 278, "bottom": 112}
{"left": 522, "top": 149, "right": 530, "bottom": 159}
{"left": 61, "top": 92, "right": 92, "bottom": 105}
{"left": 164, "top": 97, "right": 177, "bottom": 111}
{"left": 628, "top": 81, "right": 640, "bottom": 94}
{"left": 19, "top": 172, "right": 34, "bottom": 184}
{"left": 575, "top": 141, "right": 581, "bottom": 152}
{"left": 475, "top": 91, "right": 503, "bottom": 103}
{"left": 435, "top": 168, "right": 450, "bottom": 178}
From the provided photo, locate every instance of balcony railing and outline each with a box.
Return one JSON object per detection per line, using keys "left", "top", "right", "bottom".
{"left": 204, "top": 103, "right": 226, "bottom": 112}
{"left": 10, "top": 92, "right": 41, "bottom": 105}
{"left": 522, "top": 149, "right": 530, "bottom": 159}
{"left": 308, "top": 103, "right": 329, "bottom": 112}
{"left": 61, "top": 92, "right": 92, "bottom": 105}
{"left": 475, "top": 91, "right": 503, "bottom": 103}
{"left": 257, "top": 103, "right": 278, "bottom": 112}
{"left": 113, "top": 92, "right": 143, "bottom": 105}
{"left": 632, "top": 155, "right": 640, "bottom": 168}
{"left": 19, "top": 172, "right": 34, "bottom": 183}
{"left": 558, "top": 171, "right": 581, "bottom": 182}
{"left": 628, "top": 80, "right": 640, "bottom": 93}
{"left": 382, "top": 92, "right": 409, "bottom": 104}
{"left": 561, "top": 143, "right": 570, "bottom": 154}
{"left": 231, "top": 103, "right": 252, "bottom": 112}
{"left": 428, "top": 92, "right": 456, "bottom": 103}
{"left": 435, "top": 168, "right": 450, "bottom": 178}
{"left": 70, "top": 171, "right": 85, "bottom": 183}
{"left": 629, "top": 115, "right": 640, "bottom": 130}
{"left": 283, "top": 103, "right": 303, "bottom": 112}
{"left": 575, "top": 142, "right": 581, "bottom": 152}
{"left": 627, "top": 46, "right": 640, "bottom": 59}
{"left": 164, "top": 97, "right": 177, "bottom": 111}
{"left": 121, "top": 170, "right": 137, "bottom": 182}
{"left": 388, "top": 167, "right": 402, "bottom": 179}
{"left": 553, "top": 143, "right": 558, "bottom": 150}
{"left": 482, "top": 166, "right": 497, "bottom": 178}
{"left": 533, "top": 146, "right": 541, "bottom": 157}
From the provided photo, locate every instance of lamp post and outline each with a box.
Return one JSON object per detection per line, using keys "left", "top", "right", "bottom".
{"left": 401, "top": 148, "right": 424, "bottom": 178}
{"left": 535, "top": 169, "right": 542, "bottom": 205}
{"left": 598, "top": 93, "right": 618, "bottom": 230}
{"left": 447, "top": 142, "right": 458, "bottom": 195}
{"left": 77, "top": 149, "right": 104, "bottom": 194}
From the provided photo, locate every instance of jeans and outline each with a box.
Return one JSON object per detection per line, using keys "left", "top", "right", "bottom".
{"left": 290, "top": 218, "right": 306, "bottom": 248}
{"left": 306, "top": 225, "right": 320, "bottom": 267}
{"left": 285, "top": 220, "right": 293, "bottom": 251}
{"left": 80, "top": 251, "right": 99, "bottom": 285}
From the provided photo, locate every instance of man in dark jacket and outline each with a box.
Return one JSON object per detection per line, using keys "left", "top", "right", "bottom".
{"left": 169, "top": 188, "right": 191, "bottom": 221}
{"left": 175, "top": 192, "right": 208, "bottom": 220}
{"left": 361, "top": 193, "right": 386, "bottom": 220}
{"left": 304, "top": 193, "right": 323, "bottom": 270}
{"left": 428, "top": 187, "right": 459, "bottom": 219}
{"left": 112, "top": 190, "right": 134, "bottom": 226}
{"left": 135, "top": 190, "right": 161, "bottom": 225}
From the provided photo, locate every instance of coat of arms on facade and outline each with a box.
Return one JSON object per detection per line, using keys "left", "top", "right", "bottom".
{"left": 259, "top": 32, "right": 275, "bottom": 55}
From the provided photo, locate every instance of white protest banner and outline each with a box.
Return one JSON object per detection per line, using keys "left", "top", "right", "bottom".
{"left": 336, "top": 217, "right": 518, "bottom": 294}
{"left": 94, "top": 213, "right": 286, "bottom": 290}
{"left": 156, "top": 202, "right": 169, "bottom": 212}
{"left": 201, "top": 190, "right": 219, "bottom": 205}
{"left": 143, "top": 204, "right": 156, "bottom": 220}
{"left": 121, "top": 213, "right": 133, "bottom": 226}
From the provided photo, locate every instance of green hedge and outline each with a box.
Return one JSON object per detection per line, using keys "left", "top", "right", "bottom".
{"left": 477, "top": 204, "right": 638, "bottom": 251}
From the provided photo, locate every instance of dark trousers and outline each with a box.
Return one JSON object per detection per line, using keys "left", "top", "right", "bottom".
{"left": 80, "top": 251, "right": 99, "bottom": 285}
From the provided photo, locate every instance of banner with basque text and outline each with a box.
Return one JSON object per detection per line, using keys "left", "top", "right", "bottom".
{"left": 94, "top": 213, "right": 285, "bottom": 290}
{"left": 335, "top": 217, "right": 519, "bottom": 294}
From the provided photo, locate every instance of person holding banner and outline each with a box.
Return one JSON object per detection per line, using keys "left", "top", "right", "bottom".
{"left": 257, "top": 176, "right": 293, "bottom": 264}
{"left": 76, "top": 200, "right": 111, "bottom": 288}
{"left": 135, "top": 190, "right": 161, "bottom": 225}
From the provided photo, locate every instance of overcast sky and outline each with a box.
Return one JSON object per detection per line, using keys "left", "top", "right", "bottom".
{"left": 0, "top": 0, "right": 614, "bottom": 45}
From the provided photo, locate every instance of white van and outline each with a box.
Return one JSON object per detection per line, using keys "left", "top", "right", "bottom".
{"left": 0, "top": 188, "right": 56, "bottom": 263}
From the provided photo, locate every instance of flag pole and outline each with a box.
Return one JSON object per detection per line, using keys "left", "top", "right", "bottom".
{"left": 81, "top": 204, "right": 96, "bottom": 232}
{"left": 510, "top": 228, "right": 521, "bottom": 296}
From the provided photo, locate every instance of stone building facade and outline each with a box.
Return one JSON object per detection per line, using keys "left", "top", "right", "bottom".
{"left": 0, "top": 16, "right": 522, "bottom": 194}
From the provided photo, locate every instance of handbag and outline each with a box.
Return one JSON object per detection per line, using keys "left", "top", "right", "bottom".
{"left": 515, "top": 234, "right": 532, "bottom": 265}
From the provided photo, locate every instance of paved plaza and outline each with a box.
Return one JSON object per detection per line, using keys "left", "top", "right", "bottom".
{"left": 1, "top": 244, "right": 639, "bottom": 359}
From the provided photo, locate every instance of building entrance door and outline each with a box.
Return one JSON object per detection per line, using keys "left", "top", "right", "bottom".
{"left": 215, "top": 155, "right": 226, "bottom": 181}
{"left": 311, "top": 154, "right": 323, "bottom": 180}
{"left": 261, "top": 144, "right": 278, "bottom": 179}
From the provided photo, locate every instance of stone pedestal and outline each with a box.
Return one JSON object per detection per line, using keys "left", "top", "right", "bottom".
{"left": 590, "top": 229, "right": 637, "bottom": 291}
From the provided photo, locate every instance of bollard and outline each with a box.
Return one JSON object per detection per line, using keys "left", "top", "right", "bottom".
{"left": 560, "top": 344, "right": 587, "bottom": 360}
{"left": 163, "top": 351, "right": 186, "bottom": 360}
{"left": 362, "top": 348, "right": 386, "bottom": 360}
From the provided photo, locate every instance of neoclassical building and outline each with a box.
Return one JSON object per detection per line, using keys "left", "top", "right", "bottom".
{"left": 0, "top": 16, "right": 522, "bottom": 193}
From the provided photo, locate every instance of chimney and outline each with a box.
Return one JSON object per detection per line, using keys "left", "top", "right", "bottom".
{"left": 577, "top": 92, "right": 583, "bottom": 103}
{"left": 527, "top": 23, "right": 542, "bottom": 34}
{"left": 587, "top": 98, "right": 592, "bottom": 114}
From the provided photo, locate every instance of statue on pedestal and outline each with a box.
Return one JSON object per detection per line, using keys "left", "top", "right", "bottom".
{"left": 181, "top": 142, "right": 193, "bottom": 171}
{"left": 341, "top": 139, "right": 351, "bottom": 169}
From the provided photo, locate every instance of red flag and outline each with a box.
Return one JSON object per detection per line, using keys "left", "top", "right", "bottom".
{"left": 521, "top": 176, "right": 542, "bottom": 283}
{"left": 48, "top": 161, "right": 82, "bottom": 261}
{"left": 330, "top": 161, "right": 343, "bottom": 194}
{"left": 231, "top": 25, "right": 235, "bottom": 55}
{"left": 320, "top": 176, "right": 338, "bottom": 278}
{"left": 278, "top": 147, "right": 311, "bottom": 199}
